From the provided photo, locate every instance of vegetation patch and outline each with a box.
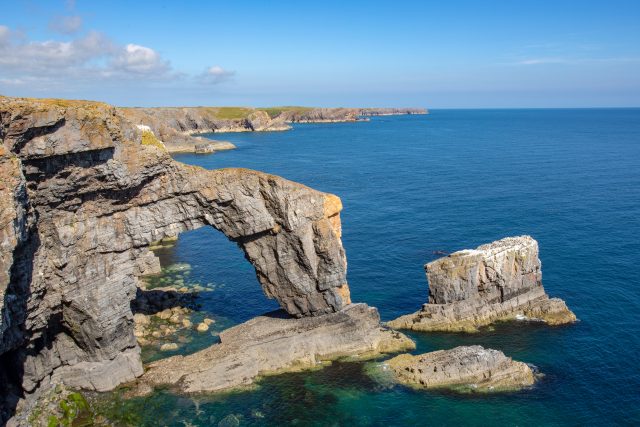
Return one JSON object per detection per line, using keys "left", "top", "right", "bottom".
{"left": 140, "top": 129, "right": 167, "bottom": 152}
{"left": 258, "top": 106, "right": 313, "bottom": 119}
{"left": 212, "top": 107, "right": 254, "bottom": 120}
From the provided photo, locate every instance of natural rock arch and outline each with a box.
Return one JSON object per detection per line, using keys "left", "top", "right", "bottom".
{"left": 0, "top": 97, "right": 351, "bottom": 405}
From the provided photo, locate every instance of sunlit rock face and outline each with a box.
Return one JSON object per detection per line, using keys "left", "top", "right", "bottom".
{"left": 0, "top": 96, "right": 350, "bottom": 412}
{"left": 388, "top": 236, "right": 576, "bottom": 332}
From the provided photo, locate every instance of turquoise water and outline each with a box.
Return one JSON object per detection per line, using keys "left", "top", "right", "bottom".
{"left": 105, "top": 110, "right": 640, "bottom": 425}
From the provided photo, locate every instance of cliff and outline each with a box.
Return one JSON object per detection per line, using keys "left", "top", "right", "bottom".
{"left": 388, "top": 236, "right": 576, "bottom": 332}
{"left": 120, "top": 106, "right": 427, "bottom": 152}
{"left": 0, "top": 96, "right": 356, "bottom": 422}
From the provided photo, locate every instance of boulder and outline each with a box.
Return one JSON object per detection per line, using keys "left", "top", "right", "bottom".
{"left": 383, "top": 345, "right": 535, "bottom": 392}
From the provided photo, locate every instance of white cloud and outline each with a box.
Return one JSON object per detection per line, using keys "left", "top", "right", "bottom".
{"left": 49, "top": 15, "right": 83, "bottom": 35}
{"left": 199, "top": 65, "right": 235, "bottom": 84}
{"left": 111, "top": 44, "right": 171, "bottom": 75}
{"left": 0, "top": 26, "right": 174, "bottom": 83}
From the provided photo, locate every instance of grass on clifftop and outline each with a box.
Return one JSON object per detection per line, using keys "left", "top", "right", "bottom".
{"left": 211, "top": 107, "right": 254, "bottom": 120}
{"left": 258, "top": 106, "right": 313, "bottom": 119}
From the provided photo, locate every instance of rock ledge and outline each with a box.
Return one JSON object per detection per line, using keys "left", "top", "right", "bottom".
{"left": 137, "top": 303, "right": 415, "bottom": 394}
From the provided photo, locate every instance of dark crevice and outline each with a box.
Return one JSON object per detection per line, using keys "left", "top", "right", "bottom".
{"left": 0, "top": 220, "right": 40, "bottom": 425}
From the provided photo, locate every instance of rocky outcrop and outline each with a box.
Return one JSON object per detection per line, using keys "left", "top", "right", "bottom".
{"left": 388, "top": 236, "right": 576, "bottom": 332}
{"left": 0, "top": 96, "right": 353, "bottom": 422}
{"left": 382, "top": 345, "right": 535, "bottom": 392}
{"left": 137, "top": 303, "right": 415, "bottom": 394}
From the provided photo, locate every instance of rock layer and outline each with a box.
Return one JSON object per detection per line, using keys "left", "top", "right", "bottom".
{"left": 0, "top": 96, "right": 352, "bottom": 421}
{"left": 384, "top": 345, "right": 535, "bottom": 392}
{"left": 139, "top": 303, "right": 415, "bottom": 394}
{"left": 388, "top": 236, "right": 576, "bottom": 332}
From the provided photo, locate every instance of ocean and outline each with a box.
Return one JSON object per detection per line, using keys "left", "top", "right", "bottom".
{"left": 99, "top": 109, "right": 640, "bottom": 426}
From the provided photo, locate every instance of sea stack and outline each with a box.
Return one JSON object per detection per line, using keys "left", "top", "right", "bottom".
{"left": 383, "top": 345, "right": 536, "bottom": 392}
{"left": 388, "top": 236, "right": 576, "bottom": 332}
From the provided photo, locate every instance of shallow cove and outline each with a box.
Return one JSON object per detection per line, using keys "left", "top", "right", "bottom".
{"left": 98, "top": 110, "right": 640, "bottom": 425}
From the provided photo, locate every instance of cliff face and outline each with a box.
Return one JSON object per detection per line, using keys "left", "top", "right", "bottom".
{"left": 0, "top": 96, "right": 351, "bottom": 419}
{"left": 388, "top": 236, "right": 576, "bottom": 332}
{"left": 120, "top": 107, "right": 290, "bottom": 152}
{"left": 120, "top": 106, "right": 428, "bottom": 152}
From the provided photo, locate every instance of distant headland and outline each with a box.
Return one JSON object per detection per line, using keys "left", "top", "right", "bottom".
{"left": 120, "top": 106, "right": 428, "bottom": 153}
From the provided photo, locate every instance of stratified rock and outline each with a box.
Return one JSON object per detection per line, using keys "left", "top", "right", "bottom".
{"left": 0, "top": 96, "right": 352, "bottom": 419}
{"left": 120, "top": 107, "right": 288, "bottom": 153}
{"left": 383, "top": 345, "right": 535, "bottom": 392}
{"left": 138, "top": 303, "right": 415, "bottom": 394}
{"left": 388, "top": 236, "right": 576, "bottom": 332}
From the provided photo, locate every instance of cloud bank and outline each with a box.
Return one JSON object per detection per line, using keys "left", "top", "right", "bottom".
{"left": 0, "top": 24, "right": 234, "bottom": 93}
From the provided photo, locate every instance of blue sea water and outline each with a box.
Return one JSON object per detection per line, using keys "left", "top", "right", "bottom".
{"left": 103, "top": 110, "right": 640, "bottom": 426}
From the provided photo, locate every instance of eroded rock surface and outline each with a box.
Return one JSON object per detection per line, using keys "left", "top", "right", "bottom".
{"left": 383, "top": 345, "right": 535, "bottom": 392}
{"left": 0, "top": 96, "right": 352, "bottom": 421}
{"left": 388, "top": 236, "right": 576, "bottom": 332}
{"left": 138, "top": 303, "right": 415, "bottom": 394}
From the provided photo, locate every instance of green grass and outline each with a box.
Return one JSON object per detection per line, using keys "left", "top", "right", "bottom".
{"left": 258, "top": 106, "right": 313, "bottom": 119}
{"left": 212, "top": 107, "right": 254, "bottom": 120}
{"left": 140, "top": 130, "right": 166, "bottom": 152}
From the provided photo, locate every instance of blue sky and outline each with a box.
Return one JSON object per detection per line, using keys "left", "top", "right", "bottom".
{"left": 1, "top": 0, "right": 639, "bottom": 107}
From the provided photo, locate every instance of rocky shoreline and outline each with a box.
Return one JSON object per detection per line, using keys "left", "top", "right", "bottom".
{"left": 134, "top": 303, "right": 414, "bottom": 395}
{"left": 121, "top": 106, "right": 427, "bottom": 153}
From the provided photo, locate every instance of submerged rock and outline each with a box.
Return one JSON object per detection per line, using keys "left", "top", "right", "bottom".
{"left": 388, "top": 236, "right": 576, "bottom": 332}
{"left": 384, "top": 345, "right": 535, "bottom": 392}
{"left": 137, "top": 303, "right": 415, "bottom": 394}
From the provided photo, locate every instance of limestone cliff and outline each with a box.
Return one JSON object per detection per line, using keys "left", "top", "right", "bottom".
{"left": 120, "top": 107, "right": 289, "bottom": 153}
{"left": 388, "top": 236, "right": 576, "bottom": 332}
{"left": 120, "top": 106, "right": 427, "bottom": 152}
{"left": 0, "top": 96, "right": 352, "bottom": 422}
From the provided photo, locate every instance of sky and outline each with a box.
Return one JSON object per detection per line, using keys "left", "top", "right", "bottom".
{"left": 1, "top": 0, "right": 639, "bottom": 108}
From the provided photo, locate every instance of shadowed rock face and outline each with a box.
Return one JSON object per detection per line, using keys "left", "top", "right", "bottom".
{"left": 0, "top": 96, "right": 350, "bottom": 416}
{"left": 388, "top": 236, "right": 576, "bottom": 332}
